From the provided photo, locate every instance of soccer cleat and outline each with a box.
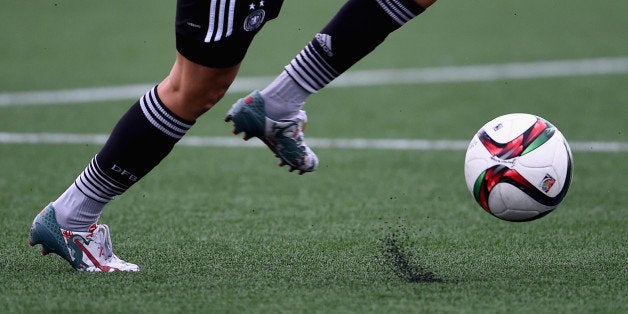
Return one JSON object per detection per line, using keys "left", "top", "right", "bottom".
{"left": 225, "top": 91, "right": 318, "bottom": 174}
{"left": 29, "top": 204, "right": 139, "bottom": 272}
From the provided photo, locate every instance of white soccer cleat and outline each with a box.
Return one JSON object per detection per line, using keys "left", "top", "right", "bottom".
{"left": 29, "top": 204, "right": 139, "bottom": 272}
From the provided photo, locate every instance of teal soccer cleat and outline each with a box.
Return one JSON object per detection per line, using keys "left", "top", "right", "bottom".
{"left": 29, "top": 204, "right": 139, "bottom": 272}
{"left": 225, "top": 91, "right": 318, "bottom": 174}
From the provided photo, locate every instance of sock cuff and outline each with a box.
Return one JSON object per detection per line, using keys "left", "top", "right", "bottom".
{"left": 374, "top": 0, "right": 425, "bottom": 26}
{"left": 140, "top": 86, "right": 194, "bottom": 140}
{"left": 285, "top": 42, "right": 341, "bottom": 93}
{"left": 74, "top": 156, "right": 129, "bottom": 203}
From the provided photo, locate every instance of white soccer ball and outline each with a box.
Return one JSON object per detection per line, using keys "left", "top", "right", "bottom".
{"left": 464, "top": 113, "right": 573, "bottom": 222}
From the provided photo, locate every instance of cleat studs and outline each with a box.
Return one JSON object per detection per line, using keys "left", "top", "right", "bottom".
{"left": 40, "top": 245, "right": 51, "bottom": 255}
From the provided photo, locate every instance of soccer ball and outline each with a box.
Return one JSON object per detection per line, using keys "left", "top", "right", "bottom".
{"left": 464, "top": 113, "right": 573, "bottom": 222}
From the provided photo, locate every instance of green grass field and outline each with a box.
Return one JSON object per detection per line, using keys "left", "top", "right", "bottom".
{"left": 1, "top": 0, "right": 627, "bottom": 313}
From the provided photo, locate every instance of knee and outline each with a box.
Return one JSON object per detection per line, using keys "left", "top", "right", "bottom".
{"left": 184, "top": 83, "right": 229, "bottom": 112}
{"left": 198, "top": 81, "right": 230, "bottom": 109}
{"left": 161, "top": 81, "right": 228, "bottom": 119}
{"left": 158, "top": 61, "right": 240, "bottom": 120}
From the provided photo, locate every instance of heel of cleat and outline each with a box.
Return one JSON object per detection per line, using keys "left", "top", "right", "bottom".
{"left": 29, "top": 204, "right": 73, "bottom": 264}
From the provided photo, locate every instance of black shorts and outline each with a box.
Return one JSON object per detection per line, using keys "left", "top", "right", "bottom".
{"left": 176, "top": 0, "right": 284, "bottom": 68}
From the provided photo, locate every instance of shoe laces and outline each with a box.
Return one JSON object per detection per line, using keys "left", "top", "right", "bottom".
{"left": 88, "top": 224, "right": 115, "bottom": 261}
{"left": 272, "top": 110, "right": 308, "bottom": 146}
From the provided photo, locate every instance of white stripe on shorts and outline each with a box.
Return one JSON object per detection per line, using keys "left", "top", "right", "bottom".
{"left": 205, "top": 0, "right": 236, "bottom": 42}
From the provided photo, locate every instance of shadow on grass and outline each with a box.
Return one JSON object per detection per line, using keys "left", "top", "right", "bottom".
{"left": 378, "top": 225, "right": 444, "bottom": 283}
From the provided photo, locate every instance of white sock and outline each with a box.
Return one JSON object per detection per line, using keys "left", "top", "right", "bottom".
{"left": 52, "top": 184, "right": 106, "bottom": 231}
{"left": 260, "top": 71, "right": 312, "bottom": 120}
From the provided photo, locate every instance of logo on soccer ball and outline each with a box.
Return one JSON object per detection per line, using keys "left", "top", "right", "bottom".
{"left": 244, "top": 9, "right": 265, "bottom": 32}
{"left": 539, "top": 174, "right": 556, "bottom": 193}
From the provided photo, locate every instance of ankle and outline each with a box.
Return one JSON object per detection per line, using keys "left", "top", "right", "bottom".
{"left": 261, "top": 71, "right": 311, "bottom": 120}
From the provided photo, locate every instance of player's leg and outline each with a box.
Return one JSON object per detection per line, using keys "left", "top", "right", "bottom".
{"left": 29, "top": 58, "right": 231, "bottom": 272}
{"left": 158, "top": 52, "right": 241, "bottom": 121}
{"left": 266, "top": 0, "right": 437, "bottom": 118}
{"left": 29, "top": 0, "right": 285, "bottom": 272}
{"left": 226, "top": 0, "right": 437, "bottom": 173}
